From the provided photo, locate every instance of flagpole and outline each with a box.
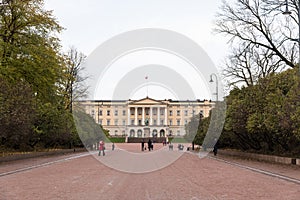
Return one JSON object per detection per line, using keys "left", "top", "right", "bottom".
{"left": 145, "top": 76, "right": 148, "bottom": 98}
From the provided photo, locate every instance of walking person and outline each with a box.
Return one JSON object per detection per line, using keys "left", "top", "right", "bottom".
{"left": 112, "top": 143, "right": 115, "bottom": 151}
{"left": 213, "top": 139, "right": 218, "bottom": 156}
{"left": 169, "top": 142, "right": 173, "bottom": 150}
{"left": 141, "top": 140, "right": 145, "bottom": 151}
{"left": 148, "top": 139, "right": 152, "bottom": 151}
{"left": 98, "top": 140, "right": 105, "bottom": 156}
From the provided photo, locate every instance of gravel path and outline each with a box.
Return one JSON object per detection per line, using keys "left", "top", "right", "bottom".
{"left": 1, "top": 144, "right": 299, "bottom": 200}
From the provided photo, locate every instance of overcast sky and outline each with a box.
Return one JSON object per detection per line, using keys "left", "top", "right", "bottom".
{"left": 44, "top": 0, "right": 230, "bottom": 100}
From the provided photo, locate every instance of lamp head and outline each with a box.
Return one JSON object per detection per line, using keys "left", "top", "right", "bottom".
{"left": 282, "top": 0, "right": 292, "bottom": 15}
{"left": 283, "top": 9, "right": 292, "bottom": 15}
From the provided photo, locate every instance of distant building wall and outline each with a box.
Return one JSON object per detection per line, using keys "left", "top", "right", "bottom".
{"left": 79, "top": 97, "right": 214, "bottom": 137}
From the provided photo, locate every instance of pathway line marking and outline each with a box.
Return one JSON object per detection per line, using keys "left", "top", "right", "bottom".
{"left": 209, "top": 155, "right": 300, "bottom": 185}
{"left": 0, "top": 152, "right": 93, "bottom": 177}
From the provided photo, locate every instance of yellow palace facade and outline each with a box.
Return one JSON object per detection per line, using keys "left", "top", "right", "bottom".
{"left": 81, "top": 97, "right": 214, "bottom": 138}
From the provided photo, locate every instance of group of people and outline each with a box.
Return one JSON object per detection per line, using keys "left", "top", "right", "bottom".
{"left": 97, "top": 139, "right": 218, "bottom": 156}
{"left": 162, "top": 140, "right": 168, "bottom": 146}
{"left": 141, "top": 139, "right": 154, "bottom": 151}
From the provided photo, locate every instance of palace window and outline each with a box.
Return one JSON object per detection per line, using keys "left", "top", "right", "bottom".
{"left": 153, "top": 108, "right": 157, "bottom": 115}
{"left": 130, "top": 108, "right": 134, "bottom": 115}
{"left": 138, "top": 108, "right": 142, "bottom": 115}
{"left": 138, "top": 108, "right": 143, "bottom": 115}
{"left": 137, "top": 130, "right": 142, "bottom": 137}
{"left": 160, "top": 108, "right": 164, "bottom": 115}
{"left": 114, "top": 120, "right": 118, "bottom": 126}
{"left": 184, "top": 110, "right": 188, "bottom": 116}
{"left": 107, "top": 119, "right": 110, "bottom": 126}
{"left": 122, "top": 110, "right": 126, "bottom": 116}
{"left": 130, "top": 129, "right": 135, "bottom": 137}
{"left": 114, "top": 110, "right": 118, "bottom": 116}
{"left": 169, "top": 110, "right": 173, "bottom": 116}
{"left": 177, "top": 110, "right": 180, "bottom": 116}
{"left": 107, "top": 110, "right": 110, "bottom": 116}
{"left": 177, "top": 120, "right": 180, "bottom": 126}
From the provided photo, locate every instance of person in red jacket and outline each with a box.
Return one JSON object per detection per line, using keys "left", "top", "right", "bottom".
{"left": 98, "top": 140, "right": 105, "bottom": 156}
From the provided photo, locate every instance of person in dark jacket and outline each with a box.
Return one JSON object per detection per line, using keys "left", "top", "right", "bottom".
{"left": 148, "top": 139, "right": 152, "bottom": 151}
{"left": 213, "top": 141, "right": 218, "bottom": 156}
{"left": 141, "top": 140, "right": 145, "bottom": 151}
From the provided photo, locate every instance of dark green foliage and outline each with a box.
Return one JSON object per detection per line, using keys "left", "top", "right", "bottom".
{"left": 193, "top": 116, "right": 210, "bottom": 145}
{"left": 0, "top": 0, "right": 85, "bottom": 151}
{"left": 185, "top": 113, "right": 210, "bottom": 145}
{"left": 34, "top": 103, "right": 76, "bottom": 148}
{"left": 72, "top": 108, "right": 106, "bottom": 149}
{"left": 220, "top": 68, "right": 300, "bottom": 157}
{"left": 187, "top": 102, "right": 226, "bottom": 150}
{"left": 184, "top": 113, "right": 201, "bottom": 143}
{"left": 191, "top": 68, "right": 300, "bottom": 157}
{"left": 0, "top": 77, "right": 36, "bottom": 150}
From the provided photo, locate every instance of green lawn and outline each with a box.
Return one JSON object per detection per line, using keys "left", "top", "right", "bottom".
{"left": 108, "top": 137, "right": 126, "bottom": 143}
{"left": 169, "top": 137, "right": 188, "bottom": 143}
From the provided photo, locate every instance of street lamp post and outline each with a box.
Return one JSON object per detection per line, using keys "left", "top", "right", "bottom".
{"left": 209, "top": 73, "right": 218, "bottom": 102}
{"left": 188, "top": 101, "right": 197, "bottom": 150}
{"left": 283, "top": 0, "right": 300, "bottom": 74}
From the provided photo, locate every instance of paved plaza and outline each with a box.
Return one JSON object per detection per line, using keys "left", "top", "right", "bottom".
{"left": 0, "top": 144, "right": 300, "bottom": 200}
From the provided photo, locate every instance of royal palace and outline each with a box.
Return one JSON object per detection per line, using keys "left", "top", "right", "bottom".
{"left": 81, "top": 97, "right": 214, "bottom": 138}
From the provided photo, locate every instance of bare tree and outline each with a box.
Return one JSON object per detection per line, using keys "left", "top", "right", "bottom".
{"left": 62, "top": 47, "right": 88, "bottom": 113}
{"left": 216, "top": 0, "right": 299, "bottom": 86}
{"left": 223, "top": 42, "right": 292, "bottom": 86}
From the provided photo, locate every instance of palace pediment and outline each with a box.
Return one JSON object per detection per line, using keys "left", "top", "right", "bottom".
{"left": 128, "top": 97, "right": 166, "bottom": 105}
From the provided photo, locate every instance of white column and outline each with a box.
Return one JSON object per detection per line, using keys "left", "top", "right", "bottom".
{"left": 135, "top": 107, "right": 138, "bottom": 125}
{"left": 142, "top": 107, "right": 145, "bottom": 125}
{"left": 157, "top": 107, "right": 160, "bottom": 124}
{"left": 127, "top": 107, "right": 130, "bottom": 126}
{"left": 150, "top": 107, "right": 153, "bottom": 125}
{"left": 164, "top": 107, "right": 167, "bottom": 125}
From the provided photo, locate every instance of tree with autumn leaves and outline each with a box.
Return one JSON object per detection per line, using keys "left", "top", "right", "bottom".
{"left": 0, "top": 0, "right": 88, "bottom": 150}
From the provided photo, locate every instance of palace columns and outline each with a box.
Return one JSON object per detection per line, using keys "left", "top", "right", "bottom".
{"left": 157, "top": 107, "right": 160, "bottom": 124}
{"left": 134, "top": 107, "right": 138, "bottom": 125}
{"left": 164, "top": 107, "right": 167, "bottom": 125}
{"left": 127, "top": 107, "right": 130, "bottom": 125}
{"left": 150, "top": 107, "right": 153, "bottom": 125}
{"left": 142, "top": 107, "right": 145, "bottom": 125}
